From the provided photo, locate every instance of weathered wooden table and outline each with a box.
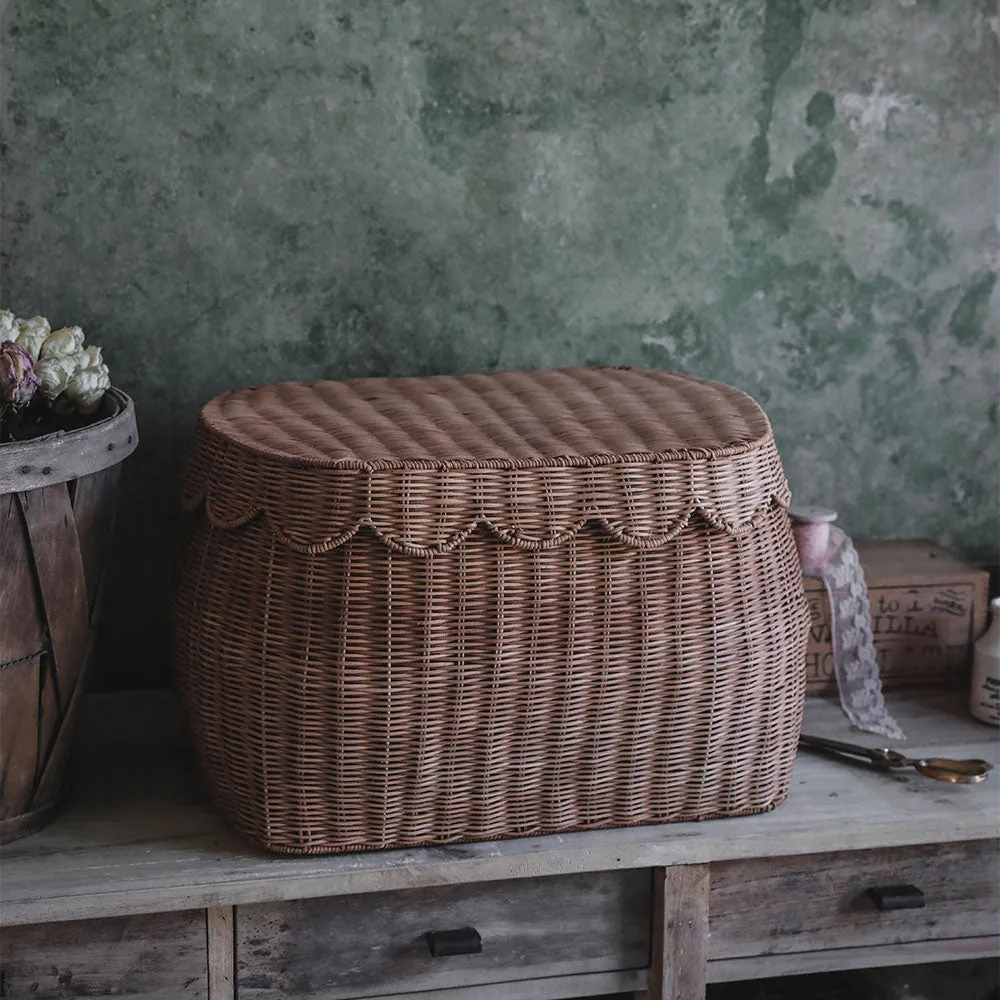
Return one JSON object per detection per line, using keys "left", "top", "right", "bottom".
{"left": 1, "top": 690, "right": 997, "bottom": 999}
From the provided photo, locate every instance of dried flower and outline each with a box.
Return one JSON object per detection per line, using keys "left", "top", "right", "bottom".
{"left": 67, "top": 344, "right": 111, "bottom": 413}
{"left": 36, "top": 352, "right": 80, "bottom": 399}
{"left": 77, "top": 345, "right": 103, "bottom": 370}
{"left": 0, "top": 341, "right": 40, "bottom": 411}
{"left": 64, "top": 364, "right": 111, "bottom": 415}
{"left": 0, "top": 310, "right": 16, "bottom": 342}
{"left": 40, "top": 325, "right": 84, "bottom": 360}
{"left": 0, "top": 309, "right": 113, "bottom": 424}
{"left": 15, "top": 315, "right": 52, "bottom": 362}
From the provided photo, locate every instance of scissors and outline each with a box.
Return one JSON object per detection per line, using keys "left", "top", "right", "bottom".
{"left": 799, "top": 733, "right": 994, "bottom": 784}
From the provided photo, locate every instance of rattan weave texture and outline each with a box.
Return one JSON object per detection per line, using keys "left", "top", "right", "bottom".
{"left": 174, "top": 366, "right": 810, "bottom": 854}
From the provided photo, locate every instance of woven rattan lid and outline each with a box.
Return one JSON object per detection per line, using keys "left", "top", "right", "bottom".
{"left": 182, "top": 366, "right": 790, "bottom": 554}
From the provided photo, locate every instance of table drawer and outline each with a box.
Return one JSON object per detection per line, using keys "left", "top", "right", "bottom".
{"left": 0, "top": 910, "right": 208, "bottom": 998}
{"left": 235, "top": 869, "right": 651, "bottom": 999}
{"left": 709, "top": 840, "right": 998, "bottom": 960}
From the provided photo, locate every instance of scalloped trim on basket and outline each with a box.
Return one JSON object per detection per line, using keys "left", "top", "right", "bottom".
{"left": 183, "top": 486, "right": 792, "bottom": 555}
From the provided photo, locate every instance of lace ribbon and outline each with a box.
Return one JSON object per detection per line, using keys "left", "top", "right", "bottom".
{"left": 821, "top": 527, "right": 905, "bottom": 740}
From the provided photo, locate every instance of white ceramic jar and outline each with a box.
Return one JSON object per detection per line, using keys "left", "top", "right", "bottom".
{"left": 970, "top": 596, "right": 1000, "bottom": 726}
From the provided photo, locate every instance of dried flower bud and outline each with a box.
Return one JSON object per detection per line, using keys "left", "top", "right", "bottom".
{"left": 64, "top": 363, "right": 111, "bottom": 415}
{"left": 36, "top": 352, "right": 80, "bottom": 399}
{"left": 0, "top": 310, "right": 17, "bottom": 342}
{"left": 0, "top": 341, "right": 40, "bottom": 411}
{"left": 77, "top": 345, "right": 105, "bottom": 372}
{"left": 40, "top": 325, "right": 84, "bottom": 360}
{"left": 15, "top": 315, "right": 52, "bottom": 362}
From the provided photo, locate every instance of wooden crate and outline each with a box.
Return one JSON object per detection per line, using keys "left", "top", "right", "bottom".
{"left": 804, "top": 540, "right": 990, "bottom": 695}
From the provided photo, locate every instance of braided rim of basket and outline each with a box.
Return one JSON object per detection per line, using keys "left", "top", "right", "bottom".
{"left": 182, "top": 444, "right": 792, "bottom": 557}
{"left": 0, "top": 388, "right": 137, "bottom": 492}
{"left": 194, "top": 496, "right": 791, "bottom": 555}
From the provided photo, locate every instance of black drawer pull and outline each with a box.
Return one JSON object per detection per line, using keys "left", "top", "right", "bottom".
{"left": 867, "top": 885, "right": 926, "bottom": 911}
{"left": 426, "top": 927, "right": 482, "bottom": 957}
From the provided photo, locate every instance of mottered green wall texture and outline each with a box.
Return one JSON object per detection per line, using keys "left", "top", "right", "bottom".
{"left": 2, "top": 0, "right": 997, "bottom": 687}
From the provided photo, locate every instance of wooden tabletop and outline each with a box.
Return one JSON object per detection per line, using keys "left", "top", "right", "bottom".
{"left": 1, "top": 689, "right": 997, "bottom": 927}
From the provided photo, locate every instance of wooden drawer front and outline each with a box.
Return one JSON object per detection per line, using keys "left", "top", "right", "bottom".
{"left": 709, "top": 840, "right": 999, "bottom": 960}
{"left": 0, "top": 910, "right": 208, "bottom": 998}
{"left": 236, "top": 870, "right": 651, "bottom": 999}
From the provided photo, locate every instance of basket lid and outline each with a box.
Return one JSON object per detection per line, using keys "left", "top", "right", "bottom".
{"left": 181, "top": 366, "right": 791, "bottom": 554}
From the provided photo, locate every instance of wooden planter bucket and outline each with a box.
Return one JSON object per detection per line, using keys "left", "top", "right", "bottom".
{"left": 0, "top": 388, "right": 137, "bottom": 842}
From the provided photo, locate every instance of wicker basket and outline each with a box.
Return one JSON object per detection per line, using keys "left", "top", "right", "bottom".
{"left": 173, "top": 366, "right": 810, "bottom": 854}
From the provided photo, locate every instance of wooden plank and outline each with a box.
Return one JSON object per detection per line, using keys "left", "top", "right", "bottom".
{"left": 19, "top": 485, "right": 89, "bottom": 704}
{"left": 0, "top": 658, "right": 40, "bottom": 823}
{"left": 71, "top": 463, "right": 123, "bottom": 615}
{"left": 709, "top": 840, "right": 999, "bottom": 959}
{"left": 646, "top": 865, "right": 709, "bottom": 1000}
{"left": 18, "top": 485, "right": 91, "bottom": 809}
{"left": 0, "top": 691, "right": 997, "bottom": 927}
{"left": 707, "top": 935, "right": 1000, "bottom": 982}
{"left": 32, "top": 631, "right": 101, "bottom": 816}
{"left": 312, "top": 968, "right": 648, "bottom": 1000}
{"left": 0, "top": 491, "right": 46, "bottom": 663}
{"left": 235, "top": 869, "right": 650, "bottom": 999}
{"left": 0, "top": 909, "right": 208, "bottom": 998}
{"left": 206, "top": 906, "right": 234, "bottom": 1000}
{"left": 0, "top": 492, "right": 46, "bottom": 821}
{"left": 0, "top": 388, "right": 137, "bottom": 494}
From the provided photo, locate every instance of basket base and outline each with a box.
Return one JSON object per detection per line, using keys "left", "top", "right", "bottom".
{"left": 227, "top": 792, "right": 787, "bottom": 855}
{"left": 0, "top": 788, "right": 68, "bottom": 845}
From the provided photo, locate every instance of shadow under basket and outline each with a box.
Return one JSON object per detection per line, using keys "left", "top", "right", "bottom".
{"left": 172, "top": 366, "right": 810, "bottom": 854}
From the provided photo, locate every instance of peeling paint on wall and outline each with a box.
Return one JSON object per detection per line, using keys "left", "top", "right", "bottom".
{"left": 839, "top": 77, "right": 912, "bottom": 139}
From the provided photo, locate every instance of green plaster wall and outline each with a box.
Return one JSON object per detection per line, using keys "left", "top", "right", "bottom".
{"left": 2, "top": 0, "right": 997, "bottom": 687}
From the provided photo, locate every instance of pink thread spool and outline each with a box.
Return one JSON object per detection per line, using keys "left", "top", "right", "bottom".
{"left": 789, "top": 506, "right": 837, "bottom": 576}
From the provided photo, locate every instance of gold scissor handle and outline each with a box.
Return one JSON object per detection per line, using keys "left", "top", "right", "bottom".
{"left": 912, "top": 757, "right": 993, "bottom": 784}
